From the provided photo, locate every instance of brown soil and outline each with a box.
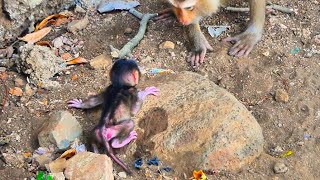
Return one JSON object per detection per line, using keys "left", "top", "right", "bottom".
{"left": 0, "top": 0, "right": 319, "bottom": 179}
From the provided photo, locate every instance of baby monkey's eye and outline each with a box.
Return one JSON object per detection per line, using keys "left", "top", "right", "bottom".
{"left": 184, "top": 6, "right": 194, "bottom": 11}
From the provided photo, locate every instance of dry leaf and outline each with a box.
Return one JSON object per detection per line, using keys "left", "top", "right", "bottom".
{"left": 71, "top": 74, "right": 78, "bottom": 81}
{"left": 35, "top": 14, "right": 67, "bottom": 31}
{"left": 59, "top": 148, "right": 76, "bottom": 159}
{"left": 19, "top": 27, "right": 52, "bottom": 44}
{"left": 36, "top": 41, "right": 51, "bottom": 48}
{"left": 9, "top": 87, "right": 23, "bottom": 96}
{"left": 51, "top": 17, "right": 69, "bottom": 26}
{"left": 6, "top": 46, "right": 14, "bottom": 58}
{"left": 22, "top": 152, "right": 32, "bottom": 158}
{"left": 66, "top": 57, "right": 88, "bottom": 65}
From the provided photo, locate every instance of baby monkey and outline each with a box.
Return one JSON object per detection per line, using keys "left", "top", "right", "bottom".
{"left": 68, "top": 59, "right": 160, "bottom": 174}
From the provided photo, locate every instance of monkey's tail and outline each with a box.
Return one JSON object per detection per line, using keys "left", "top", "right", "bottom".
{"left": 103, "top": 138, "right": 133, "bottom": 175}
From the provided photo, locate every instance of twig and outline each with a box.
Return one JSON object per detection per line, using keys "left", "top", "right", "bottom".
{"left": 116, "top": 8, "right": 157, "bottom": 58}
{"left": 0, "top": 77, "right": 9, "bottom": 114}
{"left": 226, "top": 3, "right": 293, "bottom": 14}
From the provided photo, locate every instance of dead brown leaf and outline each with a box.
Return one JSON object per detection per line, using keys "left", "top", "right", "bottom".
{"left": 59, "top": 148, "right": 76, "bottom": 159}
{"left": 35, "top": 14, "right": 67, "bottom": 31}
{"left": 22, "top": 152, "right": 32, "bottom": 158}
{"left": 9, "top": 87, "right": 23, "bottom": 96}
{"left": 36, "top": 41, "right": 52, "bottom": 48}
{"left": 61, "top": 53, "right": 72, "bottom": 60}
{"left": 51, "top": 17, "right": 69, "bottom": 26}
{"left": 19, "top": 27, "right": 52, "bottom": 44}
{"left": 66, "top": 57, "right": 88, "bottom": 65}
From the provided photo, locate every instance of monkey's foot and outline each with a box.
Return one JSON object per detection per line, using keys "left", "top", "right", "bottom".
{"left": 224, "top": 32, "right": 261, "bottom": 57}
{"left": 67, "top": 99, "right": 83, "bottom": 108}
{"left": 138, "top": 86, "right": 160, "bottom": 100}
{"left": 111, "top": 131, "right": 138, "bottom": 148}
{"left": 154, "top": 8, "right": 175, "bottom": 21}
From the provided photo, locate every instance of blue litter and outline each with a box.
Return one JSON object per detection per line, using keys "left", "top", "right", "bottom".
{"left": 98, "top": 1, "right": 140, "bottom": 13}
{"left": 134, "top": 158, "right": 143, "bottom": 169}
{"left": 208, "top": 26, "right": 229, "bottom": 37}
{"left": 147, "top": 156, "right": 159, "bottom": 166}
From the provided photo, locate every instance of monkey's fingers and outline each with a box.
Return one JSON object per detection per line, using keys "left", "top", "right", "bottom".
{"left": 67, "top": 99, "right": 83, "bottom": 108}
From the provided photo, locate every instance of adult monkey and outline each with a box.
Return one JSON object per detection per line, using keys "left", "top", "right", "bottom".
{"left": 156, "top": 0, "right": 266, "bottom": 67}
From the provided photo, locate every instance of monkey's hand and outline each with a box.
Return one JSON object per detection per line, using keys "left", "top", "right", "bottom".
{"left": 154, "top": 8, "right": 175, "bottom": 21}
{"left": 188, "top": 24, "right": 213, "bottom": 67}
{"left": 224, "top": 30, "right": 262, "bottom": 57}
{"left": 111, "top": 131, "right": 138, "bottom": 148}
{"left": 138, "top": 86, "right": 160, "bottom": 101}
{"left": 67, "top": 99, "right": 84, "bottom": 108}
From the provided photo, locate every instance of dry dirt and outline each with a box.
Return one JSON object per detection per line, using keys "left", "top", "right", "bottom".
{"left": 0, "top": 0, "right": 320, "bottom": 179}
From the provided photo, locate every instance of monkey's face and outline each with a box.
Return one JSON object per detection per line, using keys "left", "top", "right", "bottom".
{"left": 122, "top": 69, "right": 139, "bottom": 87}
{"left": 169, "top": 0, "right": 198, "bottom": 25}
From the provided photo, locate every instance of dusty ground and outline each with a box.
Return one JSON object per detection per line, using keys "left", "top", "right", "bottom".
{"left": 0, "top": 0, "right": 320, "bottom": 179}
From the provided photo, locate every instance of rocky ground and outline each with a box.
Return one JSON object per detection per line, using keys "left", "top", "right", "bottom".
{"left": 0, "top": 0, "right": 320, "bottom": 179}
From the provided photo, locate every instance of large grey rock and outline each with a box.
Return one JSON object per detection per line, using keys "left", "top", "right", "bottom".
{"left": 17, "top": 44, "right": 66, "bottom": 89}
{"left": 134, "top": 71, "right": 264, "bottom": 174}
{"left": 64, "top": 152, "right": 114, "bottom": 180}
{"left": 38, "top": 111, "right": 82, "bottom": 150}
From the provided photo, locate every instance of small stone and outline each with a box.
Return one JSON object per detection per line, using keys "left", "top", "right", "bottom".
{"left": 124, "top": 27, "right": 133, "bottom": 34}
{"left": 51, "top": 172, "right": 65, "bottom": 180}
{"left": 14, "top": 78, "right": 25, "bottom": 87}
{"left": 62, "top": 37, "right": 73, "bottom": 45}
{"left": 65, "top": 71, "right": 71, "bottom": 75}
{"left": 262, "top": 51, "right": 270, "bottom": 57}
{"left": 64, "top": 152, "right": 114, "bottom": 180}
{"left": 275, "top": 89, "right": 289, "bottom": 103}
{"left": 24, "top": 84, "right": 34, "bottom": 96}
{"left": 159, "top": 41, "right": 175, "bottom": 49}
{"left": 49, "top": 158, "right": 67, "bottom": 173}
{"left": 67, "top": 16, "right": 89, "bottom": 34}
{"left": 118, "top": 172, "right": 127, "bottom": 178}
{"left": 273, "top": 162, "right": 288, "bottom": 174}
{"left": 297, "top": 141, "right": 304, "bottom": 146}
{"left": 35, "top": 155, "right": 52, "bottom": 168}
{"left": 38, "top": 111, "right": 83, "bottom": 150}
{"left": 61, "top": 53, "right": 72, "bottom": 60}
{"left": 170, "top": 52, "right": 176, "bottom": 57}
{"left": 274, "top": 146, "right": 283, "bottom": 153}
{"left": 53, "top": 37, "right": 64, "bottom": 49}
{"left": 314, "top": 34, "right": 320, "bottom": 45}
{"left": 141, "top": 56, "right": 153, "bottom": 63}
{"left": 90, "top": 54, "right": 112, "bottom": 69}
{"left": 279, "top": 23, "right": 287, "bottom": 29}
{"left": 75, "top": 5, "right": 86, "bottom": 13}
{"left": 0, "top": 67, "right": 6, "bottom": 72}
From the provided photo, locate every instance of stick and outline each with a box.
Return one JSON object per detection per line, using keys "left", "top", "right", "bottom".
{"left": 226, "top": 4, "right": 293, "bottom": 14}
{"left": 0, "top": 77, "right": 9, "bottom": 114}
{"left": 117, "top": 9, "right": 156, "bottom": 58}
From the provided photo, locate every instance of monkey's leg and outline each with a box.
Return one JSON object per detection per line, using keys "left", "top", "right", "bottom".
{"left": 68, "top": 93, "right": 104, "bottom": 109}
{"left": 187, "top": 23, "right": 213, "bottom": 67}
{"left": 102, "top": 132, "right": 133, "bottom": 175}
{"left": 224, "top": 0, "right": 266, "bottom": 57}
{"left": 111, "top": 131, "right": 137, "bottom": 148}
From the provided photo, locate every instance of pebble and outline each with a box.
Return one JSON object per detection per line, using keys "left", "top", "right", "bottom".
{"left": 75, "top": 5, "right": 86, "bottom": 13}
{"left": 62, "top": 45, "right": 71, "bottom": 51}
{"left": 53, "top": 37, "right": 64, "bottom": 49}
{"left": 118, "top": 172, "right": 127, "bottom": 178}
{"left": 262, "top": 51, "right": 270, "bottom": 57}
{"left": 124, "top": 27, "right": 133, "bottom": 34}
{"left": 314, "top": 34, "right": 320, "bottom": 45}
{"left": 159, "top": 41, "right": 175, "bottom": 49}
{"left": 61, "top": 53, "right": 72, "bottom": 60}
{"left": 275, "top": 89, "right": 289, "bottom": 103}
{"left": 14, "top": 78, "right": 25, "bottom": 87}
{"left": 24, "top": 84, "right": 34, "bottom": 96}
{"left": 274, "top": 146, "right": 283, "bottom": 153}
{"left": 273, "top": 162, "right": 288, "bottom": 174}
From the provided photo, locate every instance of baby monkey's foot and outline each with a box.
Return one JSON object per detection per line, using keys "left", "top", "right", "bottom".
{"left": 111, "top": 131, "right": 138, "bottom": 148}
{"left": 67, "top": 99, "right": 83, "bottom": 108}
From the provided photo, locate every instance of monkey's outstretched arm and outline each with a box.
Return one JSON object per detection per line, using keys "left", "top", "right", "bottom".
{"left": 68, "top": 93, "right": 104, "bottom": 109}
{"left": 131, "top": 86, "right": 160, "bottom": 115}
